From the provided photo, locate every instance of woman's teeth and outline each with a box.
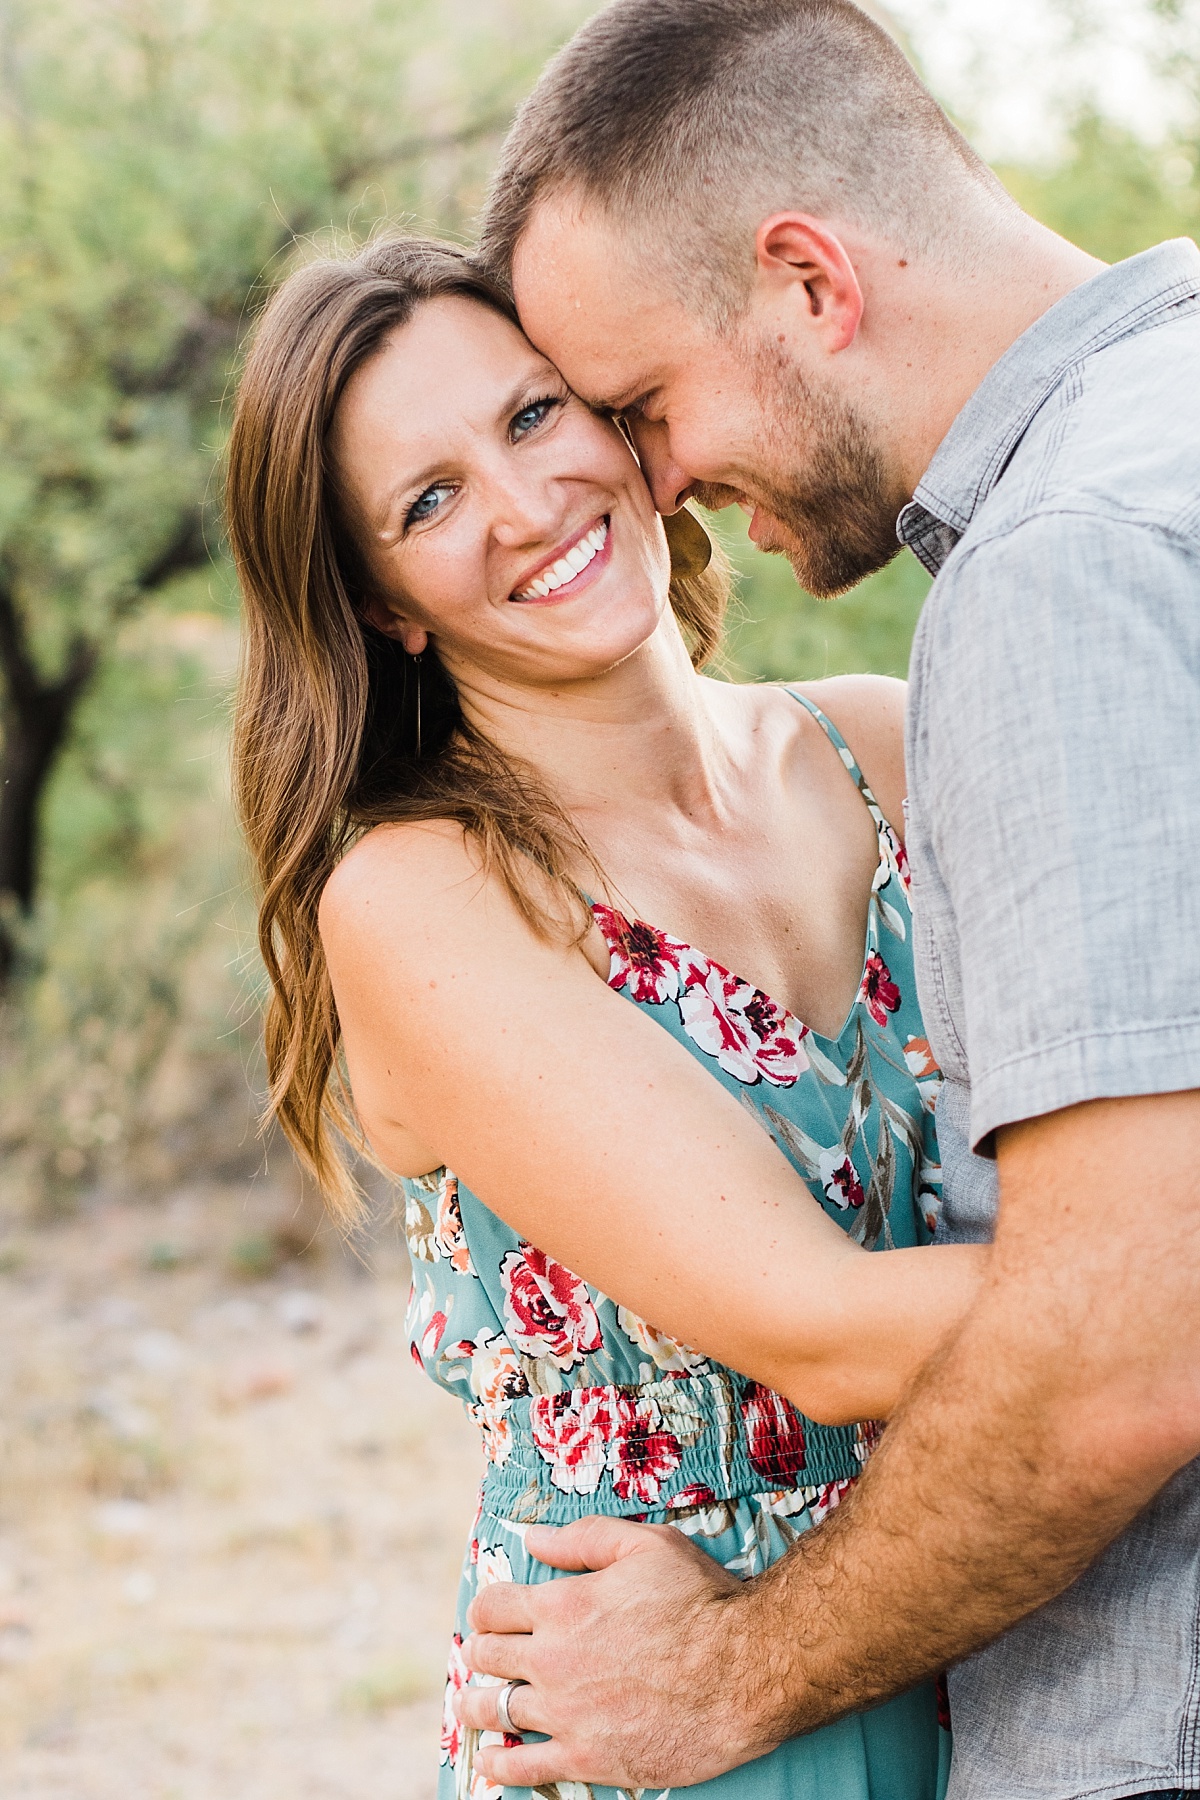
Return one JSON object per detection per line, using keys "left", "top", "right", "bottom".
{"left": 514, "top": 519, "right": 608, "bottom": 600}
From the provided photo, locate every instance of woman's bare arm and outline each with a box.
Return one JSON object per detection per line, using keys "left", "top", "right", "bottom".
{"left": 321, "top": 820, "right": 983, "bottom": 1424}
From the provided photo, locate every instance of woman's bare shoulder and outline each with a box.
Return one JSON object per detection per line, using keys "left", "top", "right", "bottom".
{"left": 791, "top": 674, "right": 908, "bottom": 838}
{"left": 318, "top": 818, "right": 484, "bottom": 950}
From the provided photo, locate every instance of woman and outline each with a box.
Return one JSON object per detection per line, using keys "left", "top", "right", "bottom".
{"left": 226, "top": 235, "right": 983, "bottom": 1800}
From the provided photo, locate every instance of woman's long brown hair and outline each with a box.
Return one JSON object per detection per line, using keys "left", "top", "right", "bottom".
{"left": 226, "top": 235, "right": 729, "bottom": 1219}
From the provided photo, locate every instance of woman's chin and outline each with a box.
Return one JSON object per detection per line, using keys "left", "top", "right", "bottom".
{"left": 476, "top": 627, "right": 660, "bottom": 692}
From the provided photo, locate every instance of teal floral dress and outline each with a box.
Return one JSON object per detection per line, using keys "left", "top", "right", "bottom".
{"left": 403, "top": 693, "right": 951, "bottom": 1800}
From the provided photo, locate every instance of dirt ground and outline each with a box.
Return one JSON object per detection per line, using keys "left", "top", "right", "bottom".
{"left": 0, "top": 1179, "right": 482, "bottom": 1799}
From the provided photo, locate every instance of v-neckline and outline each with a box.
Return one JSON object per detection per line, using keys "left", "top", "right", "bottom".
{"left": 590, "top": 820, "right": 888, "bottom": 1048}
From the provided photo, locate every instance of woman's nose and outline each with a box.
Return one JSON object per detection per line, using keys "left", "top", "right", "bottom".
{"left": 626, "top": 416, "right": 694, "bottom": 515}
{"left": 487, "top": 473, "right": 564, "bottom": 547}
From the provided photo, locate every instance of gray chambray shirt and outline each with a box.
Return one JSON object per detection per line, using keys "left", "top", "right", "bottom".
{"left": 902, "top": 240, "right": 1200, "bottom": 1800}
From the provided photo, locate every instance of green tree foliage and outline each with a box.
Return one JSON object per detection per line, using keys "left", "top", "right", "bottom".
{"left": 719, "top": 514, "right": 932, "bottom": 683}
{"left": 1000, "top": 112, "right": 1199, "bottom": 264}
{"left": 0, "top": 0, "right": 587, "bottom": 975}
{"left": 1, "top": 0, "right": 1198, "bottom": 1213}
{"left": 0, "top": 0, "right": 587, "bottom": 1208}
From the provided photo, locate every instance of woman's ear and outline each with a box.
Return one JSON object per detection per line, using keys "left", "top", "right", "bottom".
{"left": 360, "top": 595, "right": 428, "bottom": 657}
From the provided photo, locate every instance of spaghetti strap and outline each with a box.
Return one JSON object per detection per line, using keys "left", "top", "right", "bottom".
{"left": 785, "top": 686, "right": 889, "bottom": 826}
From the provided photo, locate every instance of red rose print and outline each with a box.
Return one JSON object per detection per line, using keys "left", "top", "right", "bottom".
{"left": 441, "top": 1632, "right": 468, "bottom": 1766}
{"left": 419, "top": 1310, "right": 447, "bottom": 1359}
{"left": 607, "top": 1394, "right": 682, "bottom": 1506}
{"left": 531, "top": 1388, "right": 614, "bottom": 1496}
{"left": 741, "top": 1381, "right": 808, "bottom": 1483}
{"left": 677, "top": 958, "right": 809, "bottom": 1087}
{"left": 500, "top": 1245, "right": 603, "bottom": 1370}
{"left": 860, "top": 950, "right": 901, "bottom": 1027}
{"left": 818, "top": 1149, "right": 865, "bottom": 1210}
{"left": 595, "top": 906, "right": 810, "bottom": 1085}
{"left": 593, "top": 904, "right": 685, "bottom": 1004}
{"left": 670, "top": 1482, "right": 719, "bottom": 1509}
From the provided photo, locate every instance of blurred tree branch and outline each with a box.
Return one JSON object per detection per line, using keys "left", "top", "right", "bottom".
{"left": 0, "top": 581, "right": 97, "bottom": 937}
{"left": 0, "top": 0, "right": 588, "bottom": 989}
{"left": 0, "top": 508, "right": 212, "bottom": 975}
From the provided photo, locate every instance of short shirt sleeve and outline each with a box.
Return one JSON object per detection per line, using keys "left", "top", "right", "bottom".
{"left": 917, "top": 509, "right": 1200, "bottom": 1150}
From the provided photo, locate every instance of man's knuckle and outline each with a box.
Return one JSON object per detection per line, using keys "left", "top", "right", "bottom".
{"left": 471, "top": 1590, "right": 498, "bottom": 1626}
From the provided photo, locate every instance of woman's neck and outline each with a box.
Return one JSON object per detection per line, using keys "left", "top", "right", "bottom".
{"left": 447, "top": 618, "right": 750, "bottom": 838}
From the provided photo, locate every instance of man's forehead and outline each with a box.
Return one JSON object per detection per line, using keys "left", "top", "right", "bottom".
{"left": 511, "top": 196, "right": 680, "bottom": 407}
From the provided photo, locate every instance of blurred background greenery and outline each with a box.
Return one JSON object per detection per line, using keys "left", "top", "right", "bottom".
{"left": 1, "top": 0, "right": 1198, "bottom": 1219}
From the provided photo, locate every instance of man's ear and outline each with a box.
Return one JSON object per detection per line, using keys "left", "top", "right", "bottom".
{"left": 360, "top": 594, "right": 429, "bottom": 656}
{"left": 753, "top": 214, "right": 864, "bottom": 354}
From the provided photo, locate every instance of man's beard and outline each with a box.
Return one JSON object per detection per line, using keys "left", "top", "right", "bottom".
{"left": 694, "top": 336, "right": 908, "bottom": 598}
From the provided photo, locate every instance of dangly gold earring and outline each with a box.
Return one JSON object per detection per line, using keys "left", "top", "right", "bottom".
{"left": 662, "top": 505, "right": 714, "bottom": 577}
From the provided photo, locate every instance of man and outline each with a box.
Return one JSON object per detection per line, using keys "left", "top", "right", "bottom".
{"left": 455, "top": 3, "right": 1200, "bottom": 1798}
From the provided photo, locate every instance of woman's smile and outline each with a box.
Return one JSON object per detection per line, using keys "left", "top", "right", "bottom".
{"left": 328, "top": 294, "right": 670, "bottom": 684}
{"left": 510, "top": 514, "right": 611, "bottom": 604}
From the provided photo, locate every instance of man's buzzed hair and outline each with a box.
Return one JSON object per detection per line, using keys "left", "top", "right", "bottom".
{"left": 479, "top": 0, "right": 1012, "bottom": 314}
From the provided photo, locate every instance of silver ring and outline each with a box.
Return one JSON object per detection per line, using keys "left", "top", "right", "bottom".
{"left": 495, "top": 1677, "right": 528, "bottom": 1735}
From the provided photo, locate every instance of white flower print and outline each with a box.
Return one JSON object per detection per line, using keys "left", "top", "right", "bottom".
{"left": 530, "top": 1388, "right": 613, "bottom": 1497}
{"left": 677, "top": 958, "right": 809, "bottom": 1086}
{"left": 499, "top": 1245, "right": 603, "bottom": 1371}
{"left": 817, "top": 1147, "right": 865, "bottom": 1211}
{"left": 476, "top": 1544, "right": 514, "bottom": 1588}
{"left": 617, "top": 1306, "right": 709, "bottom": 1375}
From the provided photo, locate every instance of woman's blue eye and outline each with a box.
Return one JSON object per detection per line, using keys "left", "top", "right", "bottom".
{"left": 511, "top": 397, "right": 559, "bottom": 439}
{"left": 407, "top": 483, "right": 453, "bottom": 525}
{"left": 404, "top": 400, "right": 560, "bottom": 526}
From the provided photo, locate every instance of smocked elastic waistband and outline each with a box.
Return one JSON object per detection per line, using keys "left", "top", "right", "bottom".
{"left": 476, "top": 1370, "right": 874, "bottom": 1526}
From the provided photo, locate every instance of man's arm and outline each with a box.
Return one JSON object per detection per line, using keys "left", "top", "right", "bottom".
{"left": 461, "top": 1088, "right": 1200, "bottom": 1790}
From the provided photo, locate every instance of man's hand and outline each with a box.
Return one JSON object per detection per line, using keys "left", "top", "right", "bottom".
{"left": 457, "top": 1515, "right": 767, "bottom": 1790}
{"left": 458, "top": 1094, "right": 1200, "bottom": 1791}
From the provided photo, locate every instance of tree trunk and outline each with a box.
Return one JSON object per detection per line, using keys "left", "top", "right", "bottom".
{"left": 0, "top": 585, "right": 96, "bottom": 984}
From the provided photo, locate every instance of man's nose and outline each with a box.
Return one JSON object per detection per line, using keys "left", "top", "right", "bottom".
{"left": 627, "top": 416, "right": 694, "bottom": 515}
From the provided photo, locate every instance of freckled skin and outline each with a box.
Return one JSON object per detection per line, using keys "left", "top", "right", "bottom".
{"left": 328, "top": 296, "right": 673, "bottom": 695}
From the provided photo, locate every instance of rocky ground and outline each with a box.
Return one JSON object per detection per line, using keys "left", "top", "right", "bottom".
{"left": 0, "top": 1179, "right": 481, "bottom": 1798}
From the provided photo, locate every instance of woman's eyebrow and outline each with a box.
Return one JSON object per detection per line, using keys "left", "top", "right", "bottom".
{"left": 368, "top": 370, "right": 560, "bottom": 531}
{"left": 494, "top": 368, "right": 556, "bottom": 423}
{"left": 371, "top": 462, "right": 443, "bottom": 533}
{"left": 371, "top": 479, "right": 421, "bottom": 531}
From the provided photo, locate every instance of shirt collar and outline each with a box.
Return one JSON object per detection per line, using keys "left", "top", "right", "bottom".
{"left": 896, "top": 238, "right": 1200, "bottom": 572}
